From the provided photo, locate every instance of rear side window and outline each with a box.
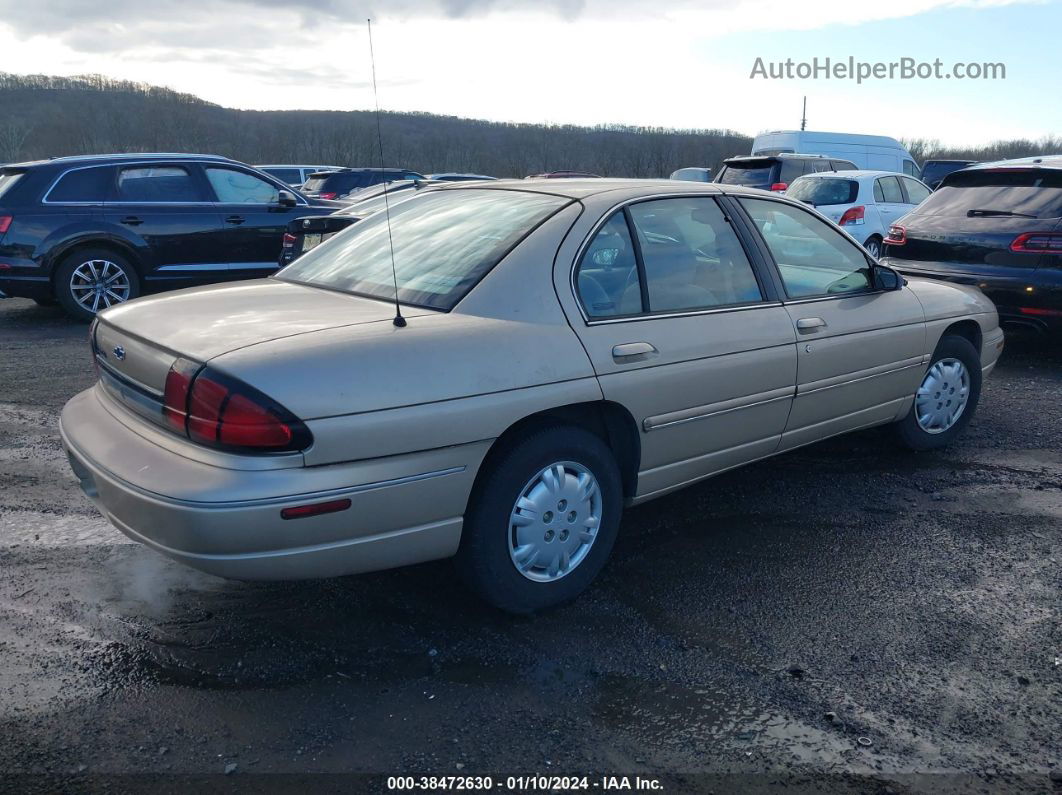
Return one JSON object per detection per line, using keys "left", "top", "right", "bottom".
{"left": 0, "top": 171, "right": 24, "bottom": 200}
{"left": 902, "top": 160, "right": 919, "bottom": 177}
{"left": 117, "top": 166, "right": 204, "bottom": 202}
{"left": 876, "top": 176, "right": 904, "bottom": 203}
{"left": 914, "top": 169, "right": 1062, "bottom": 219}
{"left": 47, "top": 166, "right": 113, "bottom": 203}
{"left": 779, "top": 160, "right": 805, "bottom": 184}
{"left": 787, "top": 177, "right": 859, "bottom": 206}
{"left": 577, "top": 212, "right": 641, "bottom": 317}
{"left": 832, "top": 160, "right": 857, "bottom": 171}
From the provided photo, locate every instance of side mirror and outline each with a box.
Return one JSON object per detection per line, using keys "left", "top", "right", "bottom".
{"left": 873, "top": 264, "right": 903, "bottom": 291}
{"left": 277, "top": 190, "right": 297, "bottom": 208}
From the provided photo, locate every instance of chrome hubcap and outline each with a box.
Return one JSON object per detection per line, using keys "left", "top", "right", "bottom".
{"left": 70, "top": 259, "right": 131, "bottom": 313}
{"left": 508, "top": 461, "right": 602, "bottom": 582}
{"left": 916, "top": 357, "right": 970, "bottom": 434}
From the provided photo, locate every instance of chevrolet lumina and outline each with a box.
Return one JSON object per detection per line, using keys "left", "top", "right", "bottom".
{"left": 60, "top": 180, "right": 1004, "bottom": 613}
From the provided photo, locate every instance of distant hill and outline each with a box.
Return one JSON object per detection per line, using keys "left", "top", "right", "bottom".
{"left": 0, "top": 73, "right": 753, "bottom": 177}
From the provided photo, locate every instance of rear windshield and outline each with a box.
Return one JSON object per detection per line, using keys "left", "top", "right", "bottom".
{"left": 0, "top": 171, "right": 23, "bottom": 200}
{"left": 302, "top": 174, "right": 338, "bottom": 192}
{"left": 787, "top": 177, "right": 858, "bottom": 206}
{"left": 914, "top": 169, "right": 1062, "bottom": 219}
{"left": 718, "top": 160, "right": 777, "bottom": 187}
{"left": 278, "top": 189, "right": 569, "bottom": 310}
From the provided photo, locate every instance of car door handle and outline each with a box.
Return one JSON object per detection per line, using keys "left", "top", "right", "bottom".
{"left": 612, "top": 342, "right": 658, "bottom": 363}
{"left": 796, "top": 317, "right": 827, "bottom": 331}
{"left": 225, "top": 215, "right": 246, "bottom": 225}
{"left": 120, "top": 216, "right": 143, "bottom": 226}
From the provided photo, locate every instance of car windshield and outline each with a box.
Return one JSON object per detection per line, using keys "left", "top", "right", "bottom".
{"left": 787, "top": 177, "right": 858, "bottom": 206}
{"left": 278, "top": 189, "right": 570, "bottom": 310}
{"left": 914, "top": 169, "right": 1062, "bottom": 218}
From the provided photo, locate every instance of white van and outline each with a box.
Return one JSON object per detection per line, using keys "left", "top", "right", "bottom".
{"left": 752, "top": 130, "right": 919, "bottom": 176}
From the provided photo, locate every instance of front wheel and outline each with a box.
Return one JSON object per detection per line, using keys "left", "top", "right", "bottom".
{"left": 55, "top": 248, "right": 140, "bottom": 322}
{"left": 455, "top": 425, "right": 623, "bottom": 613}
{"left": 894, "top": 334, "right": 982, "bottom": 451}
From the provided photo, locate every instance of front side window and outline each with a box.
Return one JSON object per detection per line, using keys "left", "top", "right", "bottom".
{"left": 901, "top": 177, "right": 931, "bottom": 204}
{"left": 117, "top": 166, "right": 203, "bottom": 202}
{"left": 47, "top": 166, "right": 114, "bottom": 203}
{"left": 279, "top": 189, "right": 568, "bottom": 311}
{"left": 206, "top": 167, "right": 280, "bottom": 204}
{"left": 740, "top": 197, "right": 872, "bottom": 298}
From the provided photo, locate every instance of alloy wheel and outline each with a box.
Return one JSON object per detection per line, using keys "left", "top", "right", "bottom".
{"left": 69, "top": 259, "right": 131, "bottom": 314}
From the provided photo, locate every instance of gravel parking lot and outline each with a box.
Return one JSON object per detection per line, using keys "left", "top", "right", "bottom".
{"left": 0, "top": 296, "right": 1059, "bottom": 793}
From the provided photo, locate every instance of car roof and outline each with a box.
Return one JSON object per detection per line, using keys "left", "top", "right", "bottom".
{"left": 795, "top": 169, "right": 911, "bottom": 180}
{"left": 430, "top": 177, "right": 802, "bottom": 201}
{"left": 4, "top": 152, "right": 237, "bottom": 169}
{"left": 964, "top": 154, "right": 1062, "bottom": 171}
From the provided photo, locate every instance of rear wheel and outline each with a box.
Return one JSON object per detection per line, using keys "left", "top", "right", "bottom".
{"left": 894, "top": 334, "right": 982, "bottom": 451}
{"left": 55, "top": 248, "right": 140, "bottom": 322}
{"left": 863, "top": 235, "right": 883, "bottom": 259}
{"left": 455, "top": 425, "right": 623, "bottom": 613}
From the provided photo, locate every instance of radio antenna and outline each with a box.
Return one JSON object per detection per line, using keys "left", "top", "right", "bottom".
{"left": 367, "top": 18, "right": 405, "bottom": 328}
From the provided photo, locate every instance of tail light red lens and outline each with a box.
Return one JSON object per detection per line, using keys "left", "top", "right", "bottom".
{"left": 0, "top": 215, "right": 12, "bottom": 236}
{"left": 838, "top": 205, "right": 865, "bottom": 226}
{"left": 282, "top": 233, "right": 297, "bottom": 249}
{"left": 319, "top": 192, "right": 337, "bottom": 200}
{"left": 885, "top": 225, "right": 907, "bottom": 245}
{"left": 770, "top": 182, "right": 788, "bottom": 192}
{"left": 1010, "top": 232, "right": 1062, "bottom": 253}
{"left": 162, "top": 360, "right": 309, "bottom": 452}
{"left": 163, "top": 358, "right": 200, "bottom": 432}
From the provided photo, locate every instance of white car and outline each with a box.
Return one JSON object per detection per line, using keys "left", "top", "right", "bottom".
{"left": 785, "top": 170, "right": 932, "bottom": 258}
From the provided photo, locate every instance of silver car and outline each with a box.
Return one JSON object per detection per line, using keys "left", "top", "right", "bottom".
{"left": 61, "top": 180, "right": 1004, "bottom": 612}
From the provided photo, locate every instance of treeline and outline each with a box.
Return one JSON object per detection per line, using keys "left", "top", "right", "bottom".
{"left": 902, "top": 136, "right": 1062, "bottom": 164}
{"left": 0, "top": 73, "right": 751, "bottom": 177}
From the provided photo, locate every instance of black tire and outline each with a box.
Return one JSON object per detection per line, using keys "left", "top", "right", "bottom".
{"left": 54, "top": 248, "right": 140, "bottom": 322}
{"left": 894, "top": 334, "right": 982, "bottom": 451}
{"left": 455, "top": 424, "right": 623, "bottom": 614}
{"left": 32, "top": 297, "right": 56, "bottom": 307}
{"left": 863, "top": 235, "right": 883, "bottom": 259}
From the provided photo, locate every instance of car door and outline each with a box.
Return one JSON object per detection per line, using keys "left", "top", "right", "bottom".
{"left": 103, "top": 162, "right": 226, "bottom": 282}
{"left": 560, "top": 194, "right": 798, "bottom": 500}
{"left": 736, "top": 196, "right": 926, "bottom": 450}
{"left": 202, "top": 164, "right": 309, "bottom": 276}
{"left": 874, "top": 176, "right": 908, "bottom": 231}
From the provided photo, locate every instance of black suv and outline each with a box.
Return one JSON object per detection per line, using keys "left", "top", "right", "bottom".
{"left": 300, "top": 168, "right": 426, "bottom": 200}
{"left": 881, "top": 156, "right": 1062, "bottom": 332}
{"left": 715, "top": 154, "right": 858, "bottom": 192}
{"left": 0, "top": 153, "right": 341, "bottom": 320}
{"left": 920, "top": 159, "right": 978, "bottom": 191}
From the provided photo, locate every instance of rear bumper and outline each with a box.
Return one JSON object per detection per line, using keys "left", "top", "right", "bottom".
{"left": 60, "top": 386, "right": 489, "bottom": 580}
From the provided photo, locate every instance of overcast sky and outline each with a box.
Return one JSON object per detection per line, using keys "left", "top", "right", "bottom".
{"left": 0, "top": 0, "right": 1058, "bottom": 145}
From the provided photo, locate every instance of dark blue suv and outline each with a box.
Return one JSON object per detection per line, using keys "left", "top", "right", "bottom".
{"left": 0, "top": 153, "right": 341, "bottom": 320}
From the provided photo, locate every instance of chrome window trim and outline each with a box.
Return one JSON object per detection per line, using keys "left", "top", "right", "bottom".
{"left": 568, "top": 190, "right": 777, "bottom": 326}
{"left": 41, "top": 159, "right": 308, "bottom": 207}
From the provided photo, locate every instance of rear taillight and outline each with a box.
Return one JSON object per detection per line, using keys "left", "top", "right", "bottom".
{"left": 885, "top": 225, "right": 907, "bottom": 245}
{"left": 282, "top": 233, "right": 297, "bottom": 249}
{"left": 770, "top": 182, "right": 788, "bottom": 192}
{"left": 1010, "top": 232, "right": 1062, "bottom": 253}
{"left": 0, "top": 215, "right": 11, "bottom": 236}
{"left": 319, "top": 192, "right": 337, "bottom": 200}
{"left": 162, "top": 360, "right": 310, "bottom": 452}
{"left": 163, "top": 358, "right": 200, "bottom": 432}
{"left": 838, "top": 205, "right": 865, "bottom": 226}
